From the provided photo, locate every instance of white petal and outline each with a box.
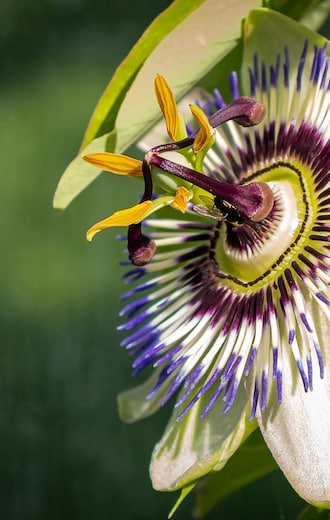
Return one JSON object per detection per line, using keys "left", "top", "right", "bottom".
{"left": 256, "top": 304, "right": 330, "bottom": 507}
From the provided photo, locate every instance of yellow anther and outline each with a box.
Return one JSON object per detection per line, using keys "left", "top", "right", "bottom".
{"left": 171, "top": 186, "right": 190, "bottom": 212}
{"left": 189, "top": 104, "right": 214, "bottom": 152}
{"left": 154, "top": 74, "right": 180, "bottom": 141}
{"left": 83, "top": 153, "right": 143, "bottom": 177}
{"left": 86, "top": 201, "right": 152, "bottom": 241}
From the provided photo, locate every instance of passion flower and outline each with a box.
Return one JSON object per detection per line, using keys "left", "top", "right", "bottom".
{"left": 85, "top": 40, "right": 330, "bottom": 507}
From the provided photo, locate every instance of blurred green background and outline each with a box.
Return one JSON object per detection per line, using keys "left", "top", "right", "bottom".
{"left": 1, "top": 2, "right": 329, "bottom": 519}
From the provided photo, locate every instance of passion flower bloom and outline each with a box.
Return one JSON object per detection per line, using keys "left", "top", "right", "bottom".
{"left": 85, "top": 40, "right": 330, "bottom": 507}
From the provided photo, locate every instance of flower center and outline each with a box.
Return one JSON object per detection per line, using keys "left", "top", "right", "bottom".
{"left": 213, "top": 159, "right": 317, "bottom": 289}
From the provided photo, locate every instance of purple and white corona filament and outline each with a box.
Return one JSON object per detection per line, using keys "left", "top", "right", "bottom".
{"left": 119, "top": 42, "right": 329, "bottom": 423}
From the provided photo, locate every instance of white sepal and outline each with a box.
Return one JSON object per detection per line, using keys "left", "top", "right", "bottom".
{"left": 150, "top": 383, "right": 257, "bottom": 491}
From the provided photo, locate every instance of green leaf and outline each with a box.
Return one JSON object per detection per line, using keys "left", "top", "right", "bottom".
{"left": 81, "top": 0, "right": 205, "bottom": 150}
{"left": 54, "top": 0, "right": 262, "bottom": 209}
{"left": 299, "top": 0, "right": 330, "bottom": 32}
{"left": 113, "top": 0, "right": 260, "bottom": 155}
{"left": 194, "top": 429, "right": 277, "bottom": 518}
{"left": 264, "top": 0, "right": 330, "bottom": 30}
{"left": 53, "top": 131, "right": 116, "bottom": 210}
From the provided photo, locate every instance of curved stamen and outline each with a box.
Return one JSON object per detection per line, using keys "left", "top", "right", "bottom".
{"left": 148, "top": 153, "right": 274, "bottom": 222}
{"left": 148, "top": 97, "right": 266, "bottom": 155}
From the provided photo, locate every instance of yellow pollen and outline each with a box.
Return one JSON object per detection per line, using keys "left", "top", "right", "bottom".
{"left": 83, "top": 153, "right": 143, "bottom": 177}
{"left": 86, "top": 201, "right": 152, "bottom": 241}
{"left": 171, "top": 186, "right": 190, "bottom": 212}
{"left": 189, "top": 104, "right": 214, "bottom": 152}
{"left": 154, "top": 74, "right": 179, "bottom": 141}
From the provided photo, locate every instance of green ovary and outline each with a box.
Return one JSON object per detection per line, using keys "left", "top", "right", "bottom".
{"left": 215, "top": 162, "right": 318, "bottom": 287}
